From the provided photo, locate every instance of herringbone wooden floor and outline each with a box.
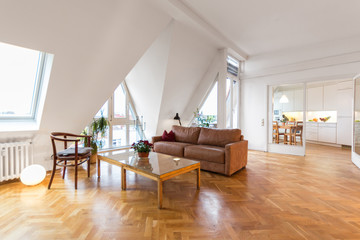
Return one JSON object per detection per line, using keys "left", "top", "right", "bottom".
{"left": 0, "top": 144, "right": 359, "bottom": 239}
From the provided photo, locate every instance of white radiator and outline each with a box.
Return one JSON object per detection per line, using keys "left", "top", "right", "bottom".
{"left": 0, "top": 141, "right": 32, "bottom": 182}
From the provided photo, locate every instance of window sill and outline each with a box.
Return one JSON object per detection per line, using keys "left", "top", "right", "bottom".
{"left": 0, "top": 120, "right": 39, "bottom": 132}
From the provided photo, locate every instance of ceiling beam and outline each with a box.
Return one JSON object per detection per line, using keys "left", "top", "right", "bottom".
{"left": 169, "top": 0, "right": 248, "bottom": 60}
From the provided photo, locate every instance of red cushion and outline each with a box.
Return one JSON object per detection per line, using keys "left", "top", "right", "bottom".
{"left": 162, "top": 130, "right": 175, "bottom": 142}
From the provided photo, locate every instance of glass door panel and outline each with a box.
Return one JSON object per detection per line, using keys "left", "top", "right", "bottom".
{"left": 268, "top": 83, "right": 305, "bottom": 156}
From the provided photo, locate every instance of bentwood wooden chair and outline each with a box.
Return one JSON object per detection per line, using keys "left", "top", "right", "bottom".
{"left": 48, "top": 132, "right": 92, "bottom": 189}
{"left": 272, "top": 121, "right": 284, "bottom": 143}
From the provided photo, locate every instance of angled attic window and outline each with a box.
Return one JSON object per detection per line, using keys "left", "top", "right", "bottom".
{"left": 0, "top": 42, "right": 50, "bottom": 121}
{"left": 227, "top": 55, "right": 239, "bottom": 77}
{"left": 199, "top": 81, "right": 218, "bottom": 126}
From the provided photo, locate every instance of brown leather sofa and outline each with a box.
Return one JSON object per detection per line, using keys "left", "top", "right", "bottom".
{"left": 152, "top": 125, "right": 248, "bottom": 176}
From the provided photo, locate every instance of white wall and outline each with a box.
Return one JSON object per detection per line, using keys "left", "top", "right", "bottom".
{"left": 156, "top": 21, "right": 218, "bottom": 134}
{"left": 126, "top": 21, "right": 173, "bottom": 139}
{"left": 0, "top": 0, "right": 171, "bottom": 169}
{"left": 126, "top": 20, "right": 219, "bottom": 138}
{"left": 241, "top": 38, "right": 360, "bottom": 151}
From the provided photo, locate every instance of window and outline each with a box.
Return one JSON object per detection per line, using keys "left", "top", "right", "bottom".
{"left": 91, "top": 82, "right": 144, "bottom": 150}
{"left": 0, "top": 42, "right": 47, "bottom": 119}
{"left": 227, "top": 55, "right": 239, "bottom": 77}
{"left": 199, "top": 81, "right": 218, "bottom": 126}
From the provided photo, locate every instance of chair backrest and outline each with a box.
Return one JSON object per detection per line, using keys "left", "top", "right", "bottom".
{"left": 273, "top": 121, "right": 279, "bottom": 131}
{"left": 50, "top": 132, "right": 90, "bottom": 160}
{"left": 287, "top": 121, "right": 295, "bottom": 126}
{"left": 295, "top": 121, "right": 303, "bottom": 133}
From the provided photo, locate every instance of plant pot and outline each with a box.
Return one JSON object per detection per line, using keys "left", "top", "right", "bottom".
{"left": 281, "top": 122, "right": 285, "bottom": 126}
{"left": 90, "top": 153, "right": 98, "bottom": 164}
{"left": 138, "top": 152, "right": 149, "bottom": 158}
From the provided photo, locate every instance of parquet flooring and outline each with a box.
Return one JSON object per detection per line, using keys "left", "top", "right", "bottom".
{"left": 0, "top": 144, "right": 359, "bottom": 239}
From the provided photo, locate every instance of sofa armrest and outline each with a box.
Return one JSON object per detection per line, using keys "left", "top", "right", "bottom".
{"left": 152, "top": 136, "right": 163, "bottom": 144}
{"left": 225, "top": 140, "right": 248, "bottom": 176}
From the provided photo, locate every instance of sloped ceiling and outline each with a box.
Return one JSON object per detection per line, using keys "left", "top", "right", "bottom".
{"left": 126, "top": 20, "right": 219, "bottom": 137}
{"left": 126, "top": 21, "right": 173, "bottom": 138}
{"left": 0, "top": 0, "right": 171, "bottom": 167}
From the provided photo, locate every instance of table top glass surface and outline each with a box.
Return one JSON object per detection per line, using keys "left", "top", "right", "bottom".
{"left": 99, "top": 151, "right": 199, "bottom": 176}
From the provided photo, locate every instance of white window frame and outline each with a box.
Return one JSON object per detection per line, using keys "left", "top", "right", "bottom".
{"left": 0, "top": 52, "right": 47, "bottom": 120}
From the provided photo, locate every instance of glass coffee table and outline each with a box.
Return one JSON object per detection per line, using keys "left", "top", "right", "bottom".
{"left": 97, "top": 151, "right": 200, "bottom": 209}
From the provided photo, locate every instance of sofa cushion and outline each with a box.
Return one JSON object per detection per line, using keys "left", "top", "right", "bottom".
{"left": 172, "top": 125, "right": 201, "bottom": 144}
{"left": 162, "top": 130, "right": 175, "bottom": 142}
{"left": 184, "top": 145, "right": 225, "bottom": 164}
{"left": 153, "top": 141, "right": 192, "bottom": 157}
{"left": 197, "top": 128, "right": 241, "bottom": 147}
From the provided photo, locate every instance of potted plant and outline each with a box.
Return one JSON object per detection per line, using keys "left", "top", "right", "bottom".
{"left": 281, "top": 114, "right": 289, "bottom": 125}
{"left": 131, "top": 140, "right": 153, "bottom": 158}
{"left": 193, "top": 108, "right": 216, "bottom": 128}
{"left": 82, "top": 112, "right": 109, "bottom": 163}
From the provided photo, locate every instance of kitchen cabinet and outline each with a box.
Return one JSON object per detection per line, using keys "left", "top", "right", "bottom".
{"left": 306, "top": 122, "right": 337, "bottom": 144}
{"left": 307, "top": 86, "right": 323, "bottom": 111}
{"left": 337, "top": 117, "right": 352, "bottom": 145}
{"left": 323, "top": 83, "right": 338, "bottom": 111}
{"left": 306, "top": 122, "right": 318, "bottom": 141}
{"left": 337, "top": 88, "right": 352, "bottom": 117}
{"left": 294, "top": 89, "right": 304, "bottom": 111}
{"left": 318, "top": 123, "right": 337, "bottom": 143}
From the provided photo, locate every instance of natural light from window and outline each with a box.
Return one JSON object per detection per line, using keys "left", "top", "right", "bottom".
{"left": 200, "top": 81, "right": 217, "bottom": 122}
{"left": 0, "top": 42, "right": 43, "bottom": 118}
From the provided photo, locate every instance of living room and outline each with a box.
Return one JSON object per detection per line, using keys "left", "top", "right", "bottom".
{"left": 1, "top": 0, "right": 360, "bottom": 239}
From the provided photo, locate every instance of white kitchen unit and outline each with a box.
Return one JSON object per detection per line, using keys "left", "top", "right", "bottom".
{"left": 323, "top": 83, "right": 338, "bottom": 111}
{"left": 306, "top": 122, "right": 337, "bottom": 144}
{"left": 306, "top": 122, "right": 318, "bottom": 141}
{"left": 307, "top": 85, "right": 323, "bottom": 111}
{"left": 318, "top": 123, "right": 337, "bottom": 143}
{"left": 337, "top": 88, "right": 353, "bottom": 117}
{"left": 337, "top": 117, "right": 352, "bottom": 145}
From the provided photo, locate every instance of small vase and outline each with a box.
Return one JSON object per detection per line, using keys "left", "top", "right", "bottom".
{"left": 138, "top": 152, "right": 149, "bottom": 158}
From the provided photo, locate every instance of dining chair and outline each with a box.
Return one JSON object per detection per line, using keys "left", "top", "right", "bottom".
{"left": 284, "top": 121, "right": 296, "bottom": 144}
{"left": 272, "top": 121, "right": 284, "bottom": 144}
{"left": 48, "top": 132, "right": 92, "bottom": 189}
{"left": 294, "top": 121, "right": 303, "bottom": 145}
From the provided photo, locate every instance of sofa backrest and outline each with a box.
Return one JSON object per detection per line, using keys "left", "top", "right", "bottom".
{"left": 197, "top": 128, "right": 241, "bottom": 147}
{"left": 172, "top": 125, "right": 201, "bottom": 144}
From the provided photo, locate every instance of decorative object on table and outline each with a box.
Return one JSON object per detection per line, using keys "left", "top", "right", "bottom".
{"left": 162, "top": 130, "right": 175, "bottom": 141}
{"left": 20, "top": 164, "right": 46, "bottom": 186}
{"left": 281, "top": 114, "right": 289, "bottom": 125}
{"left": 82, "top": 111, "right": 109, "bottom": 163}
{"left": 174, "top": 113, "right": 182, "bottom": 126}
{"left": 193, "top": 108, "right": 216, "bottom": 128}
{"left": 131, "top": 140, "right": 153, "bottom": 158}
{"left": 320, "top": 116, "right": 331, "bottom": 122}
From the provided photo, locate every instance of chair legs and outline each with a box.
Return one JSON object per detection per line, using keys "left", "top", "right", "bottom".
{"left": 48, "top": 158, "right": 91, "bottom": 190}
{"left": 48, "top": 159, "right": 57, "bottom": 189}
{"left": 75, "top": 160, "right": 78, "bottom": 189}
{"left": 87, "top": 158, "right": 90, "bottom": 177}
{"left": 62, "top": 160, "right": 67, "bottom": 179}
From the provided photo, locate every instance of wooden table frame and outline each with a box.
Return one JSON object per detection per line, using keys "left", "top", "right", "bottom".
{"left": 278, "top": 125, "right": 297, "bottom": 145}
{"left": 97, "top": 155, "right": 200, "bottom": 209}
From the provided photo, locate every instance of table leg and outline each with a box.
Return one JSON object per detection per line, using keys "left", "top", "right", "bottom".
{"left": 158, "top": 180, "right": 163, "bottom": 209}
{"left": 197, "top": 167, "right": 200, "bottom": 190}
{"left": 97, "top": 158, "right": 101, "bottom": 178}
{"left": 121, "top": 167, "right": 126, "bottom": 190}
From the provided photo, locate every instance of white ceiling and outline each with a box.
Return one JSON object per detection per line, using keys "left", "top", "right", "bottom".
{"left": 183, "top": 0, "right": 360, "bottom": 55}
